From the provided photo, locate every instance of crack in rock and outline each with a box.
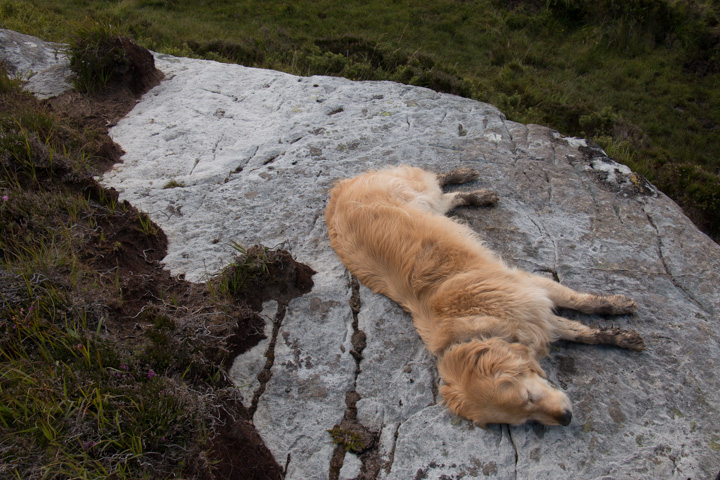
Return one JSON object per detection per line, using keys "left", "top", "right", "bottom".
{"left": 235, "top": 252, "right": 316, "bottom": 419}
{"left": 527, "top": 213, "right": 560, "bottom": 276}
{"left": 248, "top": 298, "right": 295, "bottom": 418}
{"left": 506, "top": 425, "right": 519, "bottom": 480}
{"left": 328, "top": 275, "right": 382, "bottom": 480}
{"left": 248, "top": 303, "right": 285, "bottom": 418}
{"left": 644, "top": 209, "right": 708, "bottom": 314}
{"left": 385, "top": 424, "right": 400, "bottom": 476}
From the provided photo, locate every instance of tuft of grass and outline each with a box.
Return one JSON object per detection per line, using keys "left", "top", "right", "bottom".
{"left": 327, "top": 426, "right": 365, "bottom": 453}
{"left": 136, "top": 211, "right": 160, "bottom": 237}
{"left": 215, "top": 242, "right": 274, "bottom": 298}
{"left": 162, "top": 179, "right": 184, "bottom": 189}
{"left": 67, "top": 21, "right": 131, "bottom": 93}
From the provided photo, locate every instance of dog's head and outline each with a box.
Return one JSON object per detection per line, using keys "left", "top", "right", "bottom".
{"left": 438, "top": 338, "right": 572, "bottom": 427}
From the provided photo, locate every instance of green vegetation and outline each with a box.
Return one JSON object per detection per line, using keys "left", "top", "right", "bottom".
{"left": 216, "top": 243, "right": 275, "bottom": 297}
{"left": 67, "top": 22, "right": 132, "bottom": 92}
{"left": 2, "top": 0, "right": 719, "bottom": 238}
{"left": 0, "top": 44, "right": 283, "bottom": 475}
{"left": 328, "top": 426, "right": 365, "bottom": 453}
{"left": 1, "top": 66, "right": 151, "bottom": 477}
{"left": 0, "top": 312, "right": 202, "bottom": 477}
{"left": 0, "top": 62, "right": 189, "bottom": 478}
{"left": 162, "top": 179, "right": 184, "bottom": 189}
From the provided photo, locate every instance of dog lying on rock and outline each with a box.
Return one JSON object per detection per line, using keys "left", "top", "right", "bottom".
{"left": 325, "top": 165, "right": 644, "bottom": 427}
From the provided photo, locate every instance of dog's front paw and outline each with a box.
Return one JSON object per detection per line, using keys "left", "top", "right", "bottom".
{"left": 437, "top": 168, "right": 480, "bottom": 186}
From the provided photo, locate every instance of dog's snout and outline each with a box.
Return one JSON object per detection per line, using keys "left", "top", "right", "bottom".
{"left": 559, "top": 409, "right": 572, "bottom": 426}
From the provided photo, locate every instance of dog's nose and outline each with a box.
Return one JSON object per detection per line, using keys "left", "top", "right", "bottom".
{"left": 559, "top": 409, "right": 572, "bottom": 426}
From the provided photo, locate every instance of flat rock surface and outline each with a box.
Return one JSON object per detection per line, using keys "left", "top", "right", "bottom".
{"left": 6, "top": 33, "right": 719, "bottom": 479}
{"left": 0, "top": 28, "right": 72, "bottom": 98}
{"left": 101, "top": 54, "right": 720, "bottom": 480}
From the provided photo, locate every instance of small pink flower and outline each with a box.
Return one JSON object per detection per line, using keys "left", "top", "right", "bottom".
{"left": 2, "top": 195, "right": 8, "bottom": 202}
{"left": 147, "top": 369, "right": 156, "bottom": 379}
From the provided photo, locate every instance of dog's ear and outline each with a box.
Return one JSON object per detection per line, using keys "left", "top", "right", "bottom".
{"left": 440, "top": 382, "right": 491, "bottom": 428}
{"left": 506, "top": 342, "right": 546, "bottom": 378}
{"left": 440, "top": 383, "right": 467, "bottom": 417}
{"left": 506, "top": 342, "right": 530, "bottom": 358}
{"left": 441, "top": 384, "right": 490, "bottom": 429}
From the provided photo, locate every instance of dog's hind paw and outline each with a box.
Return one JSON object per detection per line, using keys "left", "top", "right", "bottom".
{"left": 598, "top": 295, "right": 637, "bottom": 315}
{"left": 617, "top": 329, "right": 645, "bottom": 351}
{"left": 457, "top": 189, "right": 499, "bottom": 207}
{"left": 599, "top": 327, "right": 646, "bottom": 351}
{"left": 437, "top": 168, "right": 480, "bottom": 186}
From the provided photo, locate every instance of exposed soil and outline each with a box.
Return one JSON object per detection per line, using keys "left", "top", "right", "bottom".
{"left": 199, "top": 391, "right": 285, "bottom": 480}
{"left": 42, "top": 39, "right": 306, "bottom": 479}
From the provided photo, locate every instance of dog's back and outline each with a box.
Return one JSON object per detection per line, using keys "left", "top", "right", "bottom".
{"left": 325, "top": 166, "right": 532, "bottom": 349}
{"left": 326, "top": 166, "right": 487, "bottom": 308}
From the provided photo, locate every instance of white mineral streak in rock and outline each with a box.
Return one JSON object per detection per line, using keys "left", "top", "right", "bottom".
{"left": 100, "top": 53, "right": 720, "bottom": 479}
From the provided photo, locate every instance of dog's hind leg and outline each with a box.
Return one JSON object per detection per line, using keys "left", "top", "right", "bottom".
{"left": 527, "top": 274, "right": 636, "bottom": 315}
{"left": 447, "top": 190, "right": 499, "bottom": 208}
{"left": 550, "top": 315, "right": 645, "bottom": 351}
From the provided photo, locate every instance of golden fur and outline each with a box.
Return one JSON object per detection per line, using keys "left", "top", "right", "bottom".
{"left": 325, "top": 165, "right": 644, "bottom": 427}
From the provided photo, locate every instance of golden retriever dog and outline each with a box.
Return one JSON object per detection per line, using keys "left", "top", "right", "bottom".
{"left": 325, "top": 165, "right": 644, "bottom": 427}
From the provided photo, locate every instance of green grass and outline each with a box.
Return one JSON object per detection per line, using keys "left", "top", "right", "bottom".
{"left": 1, "top": 64, "right": 177, "bottom": 478}
{"left": 5, "top": 0, "right": 716, "bottom": 238}
{"left": 0, "top": 58, "right": 253, "bottom": 478}
{"left": 67, "top": 22, "right": 131, "bottom": 93}
{"left": 215, "top": 243, "right": 273, "bottom": 298}
{"left": 0, "top": 311, "right": 201, "bottom": 478}
{"left": 328, "top": 425, "right": 365, "bottom": 453}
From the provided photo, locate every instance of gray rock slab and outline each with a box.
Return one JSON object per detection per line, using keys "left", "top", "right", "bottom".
{"left": 252, "top": 267, "right": 356, "bottom": 479}
{"left": 89, "top": 51, "right": 719, "bottom": 479}
{"left": 339, "top": 453, "right": 363, "bottom": 480}
{"left": 0, "top": 28, "right": 72, "bottom": 98}
{"left": 387, "top": 406, "right": 517, "bottom": 479}
{"left": 229, "top": 300, "right": 276, "bottom": 398}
